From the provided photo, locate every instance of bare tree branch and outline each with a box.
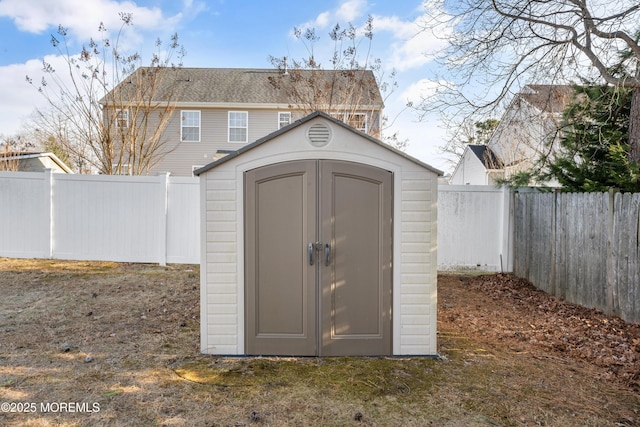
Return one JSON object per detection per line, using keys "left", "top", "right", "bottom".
{"left": 26, "top": 13, "right": 185, "bottom": 174}
{"left": 268, "top": 15, "right": 408, "bottom": 149}
{"left": 419, "top": 0, "right": 640, "bottom": 162}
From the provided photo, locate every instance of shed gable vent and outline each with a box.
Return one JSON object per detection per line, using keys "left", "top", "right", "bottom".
{"left": 307, "top": 123, "right": 332, "bottom": 147}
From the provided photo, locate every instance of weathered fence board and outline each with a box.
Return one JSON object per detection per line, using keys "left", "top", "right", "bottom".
{"left": 611, "top": 192, "right": 640, "bottom": 322}
{"left": 515, "top": 190, "right": 640, "bottom": 323}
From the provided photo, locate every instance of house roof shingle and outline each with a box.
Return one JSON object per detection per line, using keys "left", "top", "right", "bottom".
{"left": 468, "top": 144, "right": 502, "bottom": 169}
{"left": 106, "top": 67, "right": 384, "bottom": 107}
{"left": 519, "top": 84, "right": 574, "bottom": 114}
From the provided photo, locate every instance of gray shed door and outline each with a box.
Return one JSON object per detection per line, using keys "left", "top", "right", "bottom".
{"left": 245, "top": 160, "right": 392, "bottom": 356}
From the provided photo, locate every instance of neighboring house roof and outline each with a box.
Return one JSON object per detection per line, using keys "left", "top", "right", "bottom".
{"left": 0, "top": 152, "right": 73, "bottom": 173}
{"left": 467, "top": 144, "right": 502, "bottom": 169}
{"left": 489, "top": 84, "right": 575, "bottom": 168}
{"left": 195, "top": 111, "right": 443, "bottom": 176}
{"left": 449, "top": 84, "right": 574, "bottom": 186}
{"left": 105, "top": 67, "right": 384, "bottom": 108}
{"left": 518, "top": 84, "right": 574, "bottom": 114}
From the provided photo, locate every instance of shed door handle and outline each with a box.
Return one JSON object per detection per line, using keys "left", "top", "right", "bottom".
{"left": 308, "top": 243, "right": 314, "bottom": 265}
{"left": 324, "top": 243, "right": 331, "bottom": 266}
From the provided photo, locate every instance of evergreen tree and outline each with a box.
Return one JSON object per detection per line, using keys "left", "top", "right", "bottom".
{"left": 540, "top": 85, "right": 640, "bottom": 192}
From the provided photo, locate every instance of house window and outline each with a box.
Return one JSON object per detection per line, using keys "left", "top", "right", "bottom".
{"left": 330, "top": 112, "right": 368, "bottom": 133}
{"left": 228, "top": 111, "right": 248, "bottom": 143}
{"left": 181, "top": 110, "right": 201, "bottom": 142}
{"left": 330, "top": 112, "right": 344, "bottom": 122}
{"left": 346, "top": 113, "right": 367, "bottom": 133}
{"left": 116, "top": 109, "right": 129, "bottom": 128}
{"left": 112, "top": 163, "right": 131, "bottom": 175}
{"left": 278, "top": 112, "right": 291, "bottom": 129}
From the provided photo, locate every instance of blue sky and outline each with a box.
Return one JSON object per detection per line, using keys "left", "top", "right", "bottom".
{"left": 0, "top": 0, "right": 454, "bottom": 171}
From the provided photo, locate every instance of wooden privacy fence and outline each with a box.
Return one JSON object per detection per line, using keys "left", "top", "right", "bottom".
{"left": 0, "top": 170, "right": 200, "bottom": 265}
{"left": 514, "top": 190, "right": 640, "bottom": 323}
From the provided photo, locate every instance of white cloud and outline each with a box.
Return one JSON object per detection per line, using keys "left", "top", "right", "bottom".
{"left": 372, "top": 4, "right": 452, "bottom": 72}
{"left": 314, "top": 12, "right": 331, "bottom": 29}
{"left": 335, "top": 0, "right": 367, "bottom": 22}
{"left": 401, "top": 78, "right": 454, "bottom": 106}
{"left": 294, "top": 0, "right": 368, "bottom": 33}
{"left": 0, "top": 57, "right": 59, "bottom": 135}
{"left": 0, "top": 0, "right": 181, "bottom": 44}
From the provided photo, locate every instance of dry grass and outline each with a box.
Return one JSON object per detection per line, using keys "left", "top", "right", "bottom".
{"left": 0, "top": 258, "right": 638, "bottom": 426}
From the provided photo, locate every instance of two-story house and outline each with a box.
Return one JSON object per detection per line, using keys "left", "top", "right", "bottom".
{"left": 102, "top": 67, "right": 384, "bottom": 176}
{"left": 449, "top": 84, "right": 573, "bottom": 185}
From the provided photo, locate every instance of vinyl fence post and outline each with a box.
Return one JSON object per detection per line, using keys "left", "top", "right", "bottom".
{"left": 44, "top": 168, "right": 54, "bottom": 259}
{"left": 499, "top": 185, "right": 514, "bottom": 272}
{"left": 158, "top": 172, "right": 170, "bottom": 266}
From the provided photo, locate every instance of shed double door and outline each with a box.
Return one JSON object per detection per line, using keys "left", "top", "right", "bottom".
{"left": 245, "top": 160, "right": 392, "bottom": 356}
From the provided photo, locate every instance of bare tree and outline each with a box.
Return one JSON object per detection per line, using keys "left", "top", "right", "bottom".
{"left": 0, "top": 134, "right": 36, "bottom": 172}
{"left": 420, "top": 0, "right": 640, "bottom": 162}
{"left": 26, "top": 13, "right": 185, "bottom": 174}
{"left": 439, "top": 117, "right": 499, "bottom": 167}
{"left": 268, "top": 16, "right": 408, "bottom": 149}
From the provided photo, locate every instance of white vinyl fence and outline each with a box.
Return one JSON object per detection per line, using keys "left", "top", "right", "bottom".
{"left": 0, "top": 170, "right": 199, "bottom": 265}
{"left": 1, "top": 173, "right": 515, "bottom": 270}
{"left": 438, "top": 185, "right": 514, "bottom": 272}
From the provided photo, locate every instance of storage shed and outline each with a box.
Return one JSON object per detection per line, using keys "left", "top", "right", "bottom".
{"left": 195, "top": 112, "right": 442, "bottom": 356}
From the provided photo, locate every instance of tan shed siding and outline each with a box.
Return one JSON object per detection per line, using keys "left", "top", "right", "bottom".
{"left": 399, "top": 170, "right": 437, "bottom": 354}
{"left": 203, "top": 171, "right": 239, "bottom": 354}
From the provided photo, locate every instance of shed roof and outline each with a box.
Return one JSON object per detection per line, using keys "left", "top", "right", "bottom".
{"left": 194, "top": 111, "right": 443, "bottom": 176}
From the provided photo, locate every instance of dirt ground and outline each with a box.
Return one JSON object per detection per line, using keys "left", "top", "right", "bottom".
{"left": 0, "top": 258, "right": 638, "bottom": 426}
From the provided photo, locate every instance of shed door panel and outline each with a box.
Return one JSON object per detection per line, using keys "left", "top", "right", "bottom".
{"left": 321, "top": 161, "right": 392, "bottom": 356}
{"left": 245, "top": 160, "right": 392, "bottom": 356}
{"left": 245, "top": 161, "right": 317, "bottom": 356}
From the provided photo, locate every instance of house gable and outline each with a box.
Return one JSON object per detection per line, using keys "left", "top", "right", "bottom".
{"left": 480, "top": 84, "right": 574, "bottom": 184}
{"left": 449, "top": 145, "right": 502, "bottom": 185}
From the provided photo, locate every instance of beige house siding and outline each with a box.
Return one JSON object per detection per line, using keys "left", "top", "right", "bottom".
{"left": 199, "top": 114, "right": 440, "bottom": 356}
{"left": 148, "top": 108, "right": 380, "bottom": 176}
{"left": 106, "top": 106, "right": 381, "bottom": 177}
{"left": 148, "top": 108, "right": 295, "bottom": 176}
